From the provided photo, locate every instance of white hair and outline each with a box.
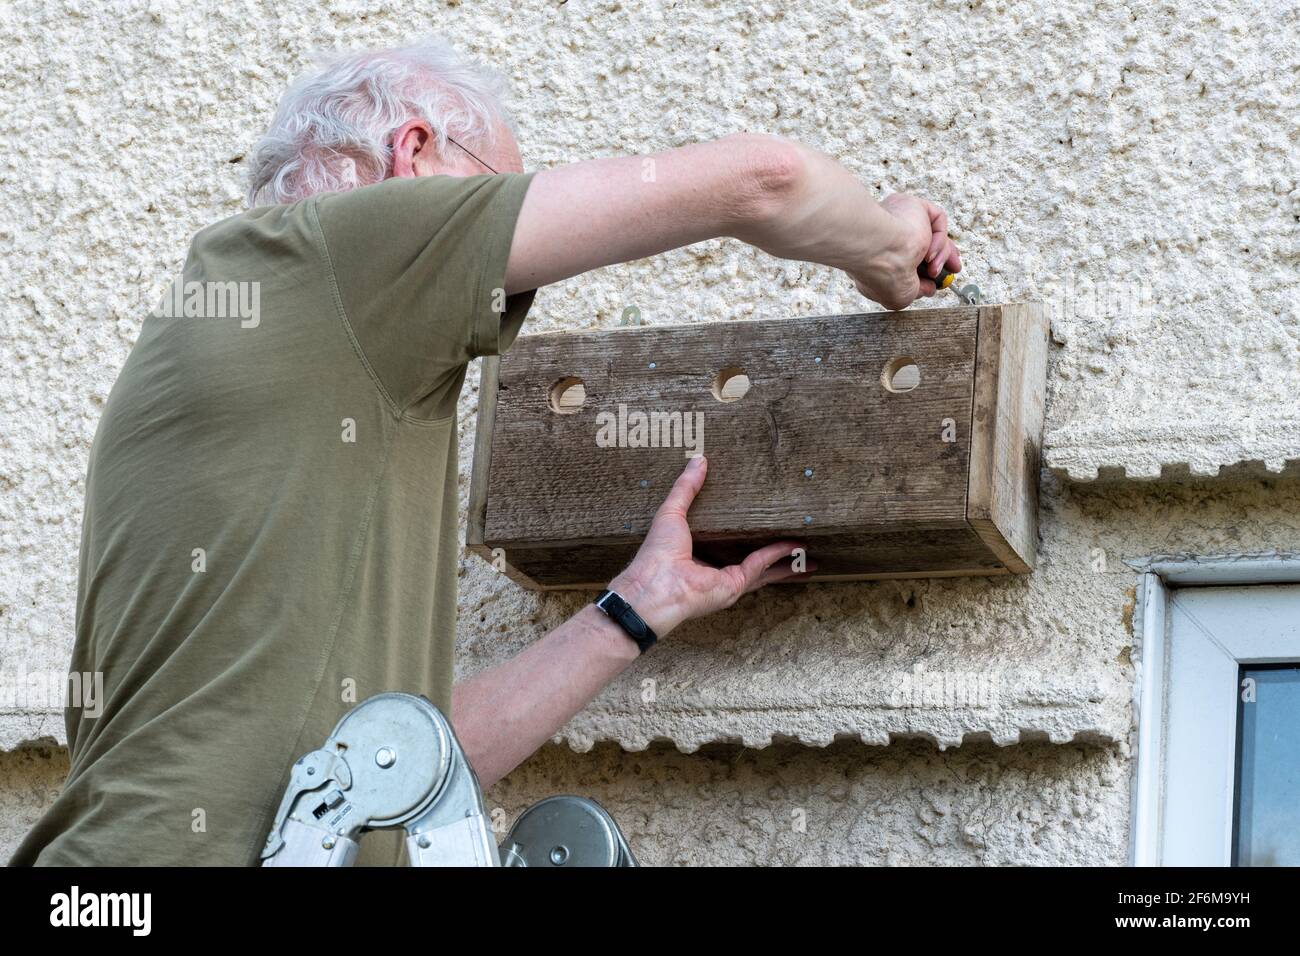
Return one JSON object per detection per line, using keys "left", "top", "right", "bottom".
{"left": 246, "top": 39, "right": 511, "bottom": 207}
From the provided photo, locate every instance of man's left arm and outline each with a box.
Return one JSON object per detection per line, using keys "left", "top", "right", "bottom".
{"left": 451, "top": 454, "right": 809, "bottom": 789}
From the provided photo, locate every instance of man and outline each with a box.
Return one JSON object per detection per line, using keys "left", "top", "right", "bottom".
{"left": 13, "top": 39, "right": 961, "bottom": 865}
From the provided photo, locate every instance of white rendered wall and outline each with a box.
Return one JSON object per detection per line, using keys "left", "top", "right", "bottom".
{"left": 1, "top": 0, "right": 1296, "bottom": 863}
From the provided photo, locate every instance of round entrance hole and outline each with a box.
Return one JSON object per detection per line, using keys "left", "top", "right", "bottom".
{"left": 548, "top": 377, "right": 586, "bottom": 414}
{"left": 711, "top": 366, "right": 751, "bottom": 403}
{"left": 881, "top": 357, "right": 921, "bottom": 393}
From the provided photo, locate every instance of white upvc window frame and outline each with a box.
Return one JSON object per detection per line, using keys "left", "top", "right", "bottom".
{"left": 1130, "top": 552, "right": 1300, "bottom": 866}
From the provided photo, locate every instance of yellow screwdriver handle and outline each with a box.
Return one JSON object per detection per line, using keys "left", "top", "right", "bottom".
{"left": 918, "top": 265, "right": 958, "bottom": 290}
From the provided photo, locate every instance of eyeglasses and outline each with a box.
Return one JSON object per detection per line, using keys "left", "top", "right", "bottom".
{"left": 446, "top": 136, "right": 498, "bottom": 175}
{"left": 384, "top": 133, "right": 500, "bottom": 176}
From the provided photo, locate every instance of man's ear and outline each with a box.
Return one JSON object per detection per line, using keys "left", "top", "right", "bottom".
{"left": 389, "top": 120, "right": 435, "bottom": 179}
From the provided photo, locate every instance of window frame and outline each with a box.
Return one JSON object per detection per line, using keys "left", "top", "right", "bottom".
{"left": 1130, "top": 552, "right": 1300, "bottom": 866}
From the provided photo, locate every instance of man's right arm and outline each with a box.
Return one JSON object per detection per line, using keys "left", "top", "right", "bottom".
{"left": 504, "top": 133, "right": 962, "bottom": 310}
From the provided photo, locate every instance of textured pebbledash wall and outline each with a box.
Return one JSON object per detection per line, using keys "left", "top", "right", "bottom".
{"left": 1, "top": 0, "right": 1296, "bottom": 864}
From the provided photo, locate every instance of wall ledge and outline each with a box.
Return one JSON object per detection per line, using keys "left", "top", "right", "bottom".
{"left": 553, "top": 673, "right": 1128, "bottom": 753}
{"left": 5, "top": 680, "right": 1129, "bottom": 756}
{"left": 1044, "top": 418, "right": 1300, "bottom": 483}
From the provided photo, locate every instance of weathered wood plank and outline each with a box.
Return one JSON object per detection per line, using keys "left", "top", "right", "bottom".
{"left": 966, "top": 303, "right": 1049, "bottom": 573}
{"left": 485, "top": 309, "right": 979, "bottom": 545}
{"left": 465, "top": 354, "right": 499, "bottom": 556}
{"left": 498, "top": 525, "right": 1005, "bottom": 589}
{"left": 466, "top": 356, "right": 550, "bottom": 589}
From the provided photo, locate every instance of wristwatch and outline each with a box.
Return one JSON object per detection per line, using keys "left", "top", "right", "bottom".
{"left": 594, "top": 589, "right": 658, "bottom": 655}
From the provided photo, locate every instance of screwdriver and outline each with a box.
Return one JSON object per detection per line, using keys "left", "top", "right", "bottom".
{"left": 917, "top": 264, "right": 981, "bottom": 305}
{"left": 918, "top": 263, "right": 957, "bottom": 290}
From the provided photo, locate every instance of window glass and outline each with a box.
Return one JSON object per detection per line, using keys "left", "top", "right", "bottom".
{"left": 1234, "top": 665, "right": 1300, "bottom": 866}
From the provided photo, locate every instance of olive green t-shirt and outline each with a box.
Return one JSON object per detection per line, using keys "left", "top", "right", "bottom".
{"left": 10, "top": 172, "right": 536, "bottom": 866}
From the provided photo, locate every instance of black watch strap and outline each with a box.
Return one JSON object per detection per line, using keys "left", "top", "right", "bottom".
{"left": 594, "top": 589, "right": 658, "bottom": 655}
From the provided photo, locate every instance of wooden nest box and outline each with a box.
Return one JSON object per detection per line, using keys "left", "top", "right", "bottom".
{"left": 469, "top": 304, "right": 1049, "bottom": 590}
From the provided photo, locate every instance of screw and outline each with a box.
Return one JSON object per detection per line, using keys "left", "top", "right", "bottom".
{"left": 550, "top": 845, "right": 570, "bottom": 865}
{"left": 322, "top": 837, "right": 336, "bottom": 850}
{"left": 814, "top": 356, "right": 822, "bottom": 364}
{"left": 648, "top": 361, "right": 657, "bottom": 369}
{"left": 803, "top": 516, "right": 813, "bottom": 525}
{"left": 376, "top": 747, "right": 396, "bottom": 768}
{"left": 639, "top": 479, "right": 648, "bottom": 488}
{"left": 804, "top": 468, "right": 813, "bottom": 478}
{"left": 306, "top": 766, "right": 315, "bottom": 775}
{"left": 418, "top": 835, "right": 431, "bottom": 849}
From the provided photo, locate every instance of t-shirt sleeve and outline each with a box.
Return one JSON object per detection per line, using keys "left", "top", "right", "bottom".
{"left": 312, "top": 172, "right": 536, "bottom": 416}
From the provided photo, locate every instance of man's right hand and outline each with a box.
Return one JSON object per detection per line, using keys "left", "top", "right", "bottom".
{"left": 728, "top": 139, "right": 964, "bottom": 311}
{"left": 849, "top": 193, "right": 963, "bottom": 310}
